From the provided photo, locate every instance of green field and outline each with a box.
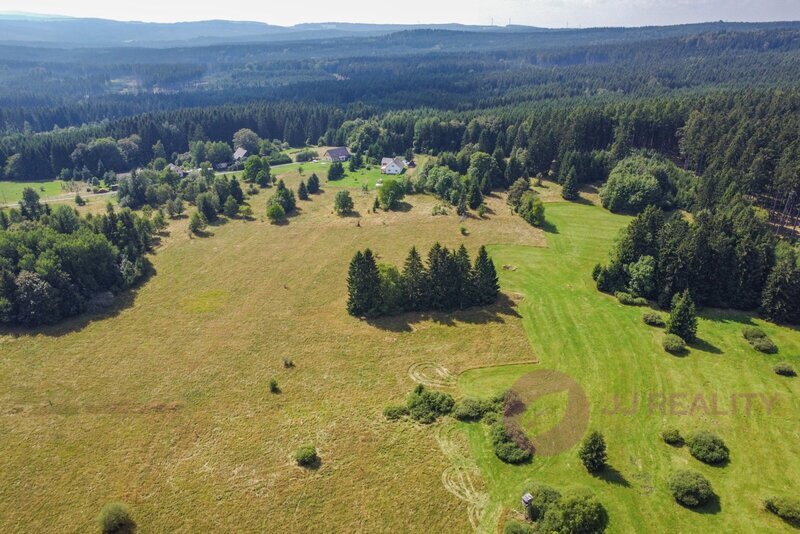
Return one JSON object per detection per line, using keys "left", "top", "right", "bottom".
{"left": 0, "top": 177, "right": 797, "bottom": 532}
{"left": 454, "top": 202, "right": 800, "bottom": 533}
{"left": 0, "top": 179, "right": 69, "bottom": 205}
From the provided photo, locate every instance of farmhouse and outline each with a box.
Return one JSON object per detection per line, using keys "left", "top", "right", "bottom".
{"left": 324, "top": 147, "right": 351, "bottom": 162}
{"left": 380, "top": 157, "right": 405, "bottom": 175}
{"left": 233, "top": 147, "right": 248, "bottom": 161}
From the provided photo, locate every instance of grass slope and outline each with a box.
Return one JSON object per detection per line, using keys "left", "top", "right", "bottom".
{"left": 458, "top": 202, "right": 800, "bottom": 533}
{"left": 0, "top": 184, "right": 538, "bottom": 532}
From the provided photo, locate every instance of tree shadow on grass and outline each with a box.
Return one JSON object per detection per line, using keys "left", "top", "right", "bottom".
{"left": 298, "top": 457, "right": 322, "bottom": 470}
{"left": 366, "top": 292, "right": 522, "bottom": 332}
{"left": 390, "top": 201, "right": 413, "bottom": 213}
{"left": 542, "top": 219, "right": 559, "bottom": 234}
{"left": 683, "top": 493, "right": 722, "bottom": 515}
{"left": 0, "top": 261, "right": 157, "bottom": 338}
{"left": 595, "top": 465, "right": 631, "bottom": 487}
{"left": 689, "top": 337, "right": 723, "bottom": 355}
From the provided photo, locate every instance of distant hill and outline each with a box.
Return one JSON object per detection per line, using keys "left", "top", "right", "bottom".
{"left": 0, "top": 14, "right": 541, "bottom": 47}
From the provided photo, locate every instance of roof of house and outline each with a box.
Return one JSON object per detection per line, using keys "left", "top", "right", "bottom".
{"left": 233, "top": 147, "right": 248, "bottom": 160}
{"left": 325, "top": 147, "right": 351, "bottom": 159}
{"left": 381, "top": 157, "right": 404, "bottom": 168}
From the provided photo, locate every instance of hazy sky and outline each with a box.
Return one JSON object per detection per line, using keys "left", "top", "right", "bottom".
{"left": 4, "top": 0, "right": 800, "bottom": 28}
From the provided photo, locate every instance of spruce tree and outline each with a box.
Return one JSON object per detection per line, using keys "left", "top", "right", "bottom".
{"left": 454, "top": 245, "right": 472, "bottom": 308}
{"left": 467, "top": 180, "right": 483, "bottom": 210}
{"left": 346, "top": 249, "right": 382, "bottom": 317}
{"left": 298, "top": 181, "right": 309, "bottom": 200}
{"left": 427, "top": 243, "right": 450, "bottom": 311}
{"left": 561, "top": 168, "right": 579, "bottom": 201}
{"left": 473, "top": 246, "right": 500, "bottom": 305}
{"left": 578, "top": 431, "right": 607, "bottom": 473}
{"left": 402, "top": 246, "right": 428, "bottom": 311}
{"left": 667, "top": 289, "right": 698, "bottom": 342}
{"left": 761, "top": 257, "right": 800, "bottom": 324}
{"left": 229, "top": 177, "right": 244, "bottom": 204}
{"left": 307, "top": 173, "right": 320, "bottom": 194}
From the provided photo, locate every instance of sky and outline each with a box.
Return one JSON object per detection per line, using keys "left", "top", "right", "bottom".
{"left": 2, "top": 0, "right": 800, "bottom": 28}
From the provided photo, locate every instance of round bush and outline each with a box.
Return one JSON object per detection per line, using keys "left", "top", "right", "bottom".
{"left": 742, "top": 326, "right": 767, "bottom": 341}
{"left": 663, "top": 334, "right": 686, "bottom": 354}
{"left": 383, "top": 404, "right": 409, "bottom": 420}
{"left": 540, "top": 490, "right": 608, "bottom": 533}
{"left": 668, "top": 469, "right": 714, "bottom": 507}
{"left": 750, "top": 336, "right": 777, "bottom": 354}
{"left": 661, "top": 427, "right": 684, "bottom": 446}
{"left": 453, "top": 398, "right": 485, "bottom": 421}
{"left": 294, "top": 444, "right": 319, "bottom": 467}
{"left": 687, "top": 431, "right": 729, "bottom": 464}
{"left": 643, "top": 312, "right": 666, "bottom": 327}
{"left": 764, "top": 495, "right": 800, "bottom": 523}
{"left": 98, "top": 502, "right": 135, "bottom": 534}
{"left": 774, "top": 362, "right": 797, "bottom": 377}
{"left": 526, "top": 484, "right": 561, "bottom": 521}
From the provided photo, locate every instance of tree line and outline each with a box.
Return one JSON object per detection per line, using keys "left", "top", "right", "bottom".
{"left": 347, "top": 244, "right": 499, "bottom": 318}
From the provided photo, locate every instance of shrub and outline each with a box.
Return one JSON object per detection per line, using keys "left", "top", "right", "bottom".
{"left": 477, "top": 204, "right": 487, "bottom": 218}
{"left": 661, "top": 427, "right": 684, "bottom": 446}
{"left": 750, "top": 336, "right": 778, "bottom": 354}
{"left": 578, "top": 430, "right": 607, "bottom": 473}
{"left": 663, "top": 334, "right": 686, "bottom": 354}
{"left": 269, "top": 378, "right": 280, "bottom": 394}
{"left": 668, "top": 469, "right": 713, "bottom": 507}
{"left": 687, "top": 431, "right": 729, "bottom": 464}
{"left": 743, "top": 329, "right": 778, "bottom": 353}
{"left": 489, "top": 420, "right": 533, "bottom": 464}
{"left": 294, "top": 444, "right": 318, "bottom": 467}
{"left": 539, "top": 490, "right": 608, "bottom": 533}
{"left": 98, "top": 502, "right": 135, "bottom": 534}
{"left": 383, "top": 404, "right": 409, "bottom": 420}
{"left": 266, "top": 203, "right": 286, "bottom": 224}
{"left": 75, "top": 193, "right": 86, "bottom": 206}
{"left": 774, "top": 362, "right": 796, "bottom": 377}
{"left": 406, "top": 384, "right": 454, "bottom": 423}
{"left": 282, "top": 358, "right": 294, "bottom": 368}
{"left": 615, "top": 291, "right": 647, "bottom": 306}
{"left": 453, "top": 398, "right": 486, "bottom": 421}
{"left": 526, "top": 484, "right": 561, "bottom": 521}
{"left": 764, "top": 495, "right": 800, "bottom": 524}
{"left": 643, "top": 312, "right": 666, "bottom": 327}
{"left": 223, "top": 195, "right": 239, "bottom": 218}
{"left": 742, "top": 326, "right": 767, "bottom": 340}
{"left": 503, "top": 519, "right": 533, "bottom": 534}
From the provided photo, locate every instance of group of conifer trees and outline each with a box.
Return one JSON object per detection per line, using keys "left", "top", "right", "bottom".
{"left": 347, "top": 244, "right": 499, "bottom": 318}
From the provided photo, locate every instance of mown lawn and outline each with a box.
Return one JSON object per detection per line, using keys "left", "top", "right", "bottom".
{"left": 0, "top": 179, "right": 69, "bottom": 205}
{"left": 456, "top": 201, "right": 800, "bottom": 533}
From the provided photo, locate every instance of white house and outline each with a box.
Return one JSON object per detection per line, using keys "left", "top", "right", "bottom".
{"left": 380, "top": 157, "right": 405, "bottom": 175}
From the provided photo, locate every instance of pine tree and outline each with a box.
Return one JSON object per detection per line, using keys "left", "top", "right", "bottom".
{"left": 667, "top": 289, "right": 698, "bottom": 342}
{"left": 761, "top": 257, "right": 800, "bottom": 324}
{"left": 473, "top": 246, "right": 500, "bottom": 305}
{"left": 578, "top": 431, "right": 607, "bottom": 473}
{"left": 402, "top": 246, "right": 428, "bottom": 311}
{"left": 561, "top": 168, "right": 579, "bottom": 201}
{"left": 347, "top": 249, "right": 382, "bottom": 317}
{"left": 307, "top": 173, "right": 320, "bottom": 194}
{"left": 298, "top": 181, "right": 309, "bottom": 200}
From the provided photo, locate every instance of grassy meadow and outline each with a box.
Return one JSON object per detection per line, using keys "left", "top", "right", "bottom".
{"left": 0, "top": 172, "right": 798, "bottom": 533}
{"left": 0, "top": 179, "right": 71, "bottom": 205}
